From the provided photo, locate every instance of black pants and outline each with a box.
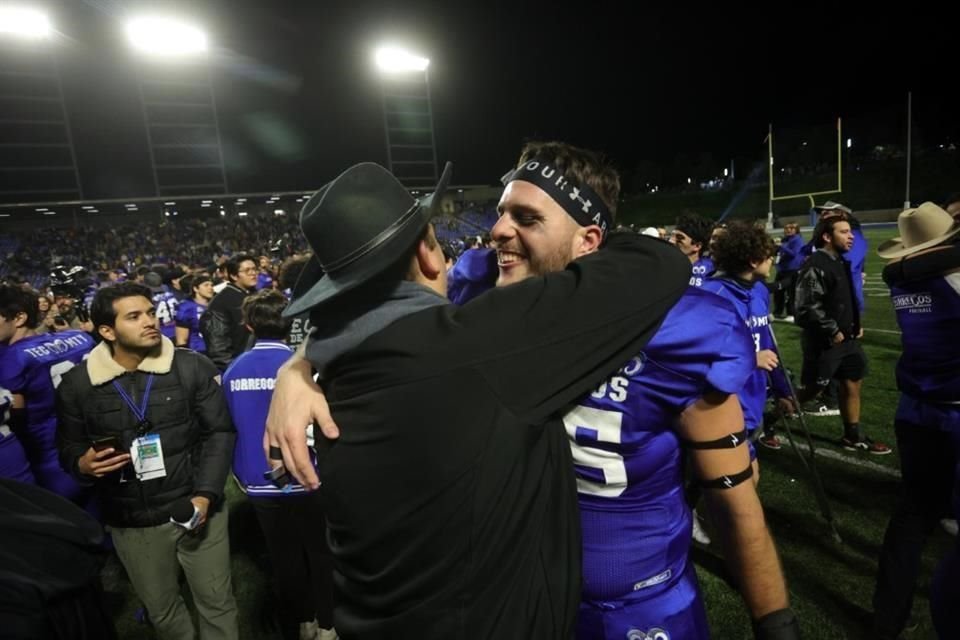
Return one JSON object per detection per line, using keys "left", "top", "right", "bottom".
{"left": 252, "top": 492, "right": 334, "bottom": 638}
{"left": 873, "top": 420, "right": 959, "bottom": 637}
{"left": 773, "top": 269, "right": 798, "bottom": 316}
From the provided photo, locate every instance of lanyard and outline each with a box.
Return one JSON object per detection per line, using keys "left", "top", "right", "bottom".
{"left": 112, "top": 374, "right": 155, "bottom": 425}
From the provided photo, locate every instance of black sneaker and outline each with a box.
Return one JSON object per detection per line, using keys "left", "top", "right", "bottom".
{"left": 840, "top": 435, "right": 892, "bottom": 455}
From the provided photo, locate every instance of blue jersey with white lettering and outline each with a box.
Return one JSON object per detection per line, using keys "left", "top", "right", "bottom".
{"left": 568, "top": 288, "right": 754, "bottom": 602}
{"left": 223, "top": 340, "right": 309, "bottom": 496}
{"left": 688, "top": 257, "right": 714, "bottom": 288}
{"left": 0, "top": 331, "right": 94, "bottom": 493}
{"left": 0, "top": 383, "right": 35, "bottom": 484}
{"left": 175, "top": 298, "right": 207, "bottom": 352}
{"left": 891, "top": 272, "right": 960, "bottom": 405}
{"left": 151, "top": 286, "right": 180, "bottom": 340}
{"left": 699, "top": 276, "right": 789, "bottom": 431}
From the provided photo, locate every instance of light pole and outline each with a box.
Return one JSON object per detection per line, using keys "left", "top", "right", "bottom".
{"left": 374, "top": 45, "right": 438, "bottom": 189}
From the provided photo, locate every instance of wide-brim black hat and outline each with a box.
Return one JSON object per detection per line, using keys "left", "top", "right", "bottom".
{"left": 284, "top": 161, "right": 452, "bottom": 318}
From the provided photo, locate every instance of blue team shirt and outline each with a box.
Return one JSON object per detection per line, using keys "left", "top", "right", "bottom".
{"left": 151, "top": 286, "right": 180, "bottom": 340}
{"left": 0, "top": 331, "right": 94, "bottom": 488}
{"left": 568, "top": 288, "right": 755, "bottom": 602}
{"left": 689, "top": 256, "right": 714, "bottom": 288}
{"left": 891, "top": 272, "right": 960, "bottom": 409}
{"left": 223, "top": 340, "right": 310, "bottom": 496}
{"left": 0, "top": 383, "right": 35, "bottom": 484}
{"left": 175, "top": 298, "right": 207, "bottom": 352}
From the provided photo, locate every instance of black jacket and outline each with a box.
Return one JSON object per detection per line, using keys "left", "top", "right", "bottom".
{"left": 55, "top": 337, "right": 236, "bottom": 528}
{"left": 312, "top": 232, "right": 690, "bottom": 639}
{"left": 795, "top": 248, "right": 861, "bottom": 347}
{"left": 201, "top": 283, "right": 251, "bottom": 370}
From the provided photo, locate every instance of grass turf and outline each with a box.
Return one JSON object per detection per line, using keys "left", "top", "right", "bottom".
{"left": 104, "top": 226, "right": 953, "bottom": 639}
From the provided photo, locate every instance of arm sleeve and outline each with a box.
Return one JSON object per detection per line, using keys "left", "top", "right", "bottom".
{"left": 882, "top": 244, "right": 960, "bottom": 286}
{"left": 448, "top": 232, "right": 691, "bottom": 424}
{"left": 794, "top": 266, "right": 839, "bottom": 338}
{"left": 55, "top": 374, "right": 93, "bottom": 482}
{"left": 200, "top": 307, "right": 233, "bottom": 370}
{"left": 186, "top": 354, "right": 236, "bottom": 500}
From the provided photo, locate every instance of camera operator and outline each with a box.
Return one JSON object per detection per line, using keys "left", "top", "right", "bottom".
{"left": 49, "top": 267, "right": 94, "bottom": 334}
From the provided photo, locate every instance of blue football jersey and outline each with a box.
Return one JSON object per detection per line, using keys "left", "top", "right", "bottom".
{"left": 0, "top": 383, "right": 35, "bottom": 484}
{"left": 175, "top": 298, "right": 207, "bottom": 352}
{"left": 0, "top": 330, "right": 94, "bottom": 494}
{"left": 891, "top": 272, "right": 960, "bottom": 405}
{"left": 689, "top": 257, "right": 714, "bottom": 288}
{"left": 567, "top": 288, "right": 754, "bottom": 602}
{"left": 151, "top": 286, "right": 180, "bottom": 340}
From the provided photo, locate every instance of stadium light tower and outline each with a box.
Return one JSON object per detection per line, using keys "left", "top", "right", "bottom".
{"left": 373, "top": 44, "right": 438, "bottom": 189}
{"left": 0, "top": 6, "right": 51, "bottom": 39}
{"left": 0, "top": 7, "right": 86, "bottom": 201}
{"left": 125, "top": 16, "right": 208, "bottom": 57}
{"left": 124, "top": 15, "right": 228, "bottom": 198}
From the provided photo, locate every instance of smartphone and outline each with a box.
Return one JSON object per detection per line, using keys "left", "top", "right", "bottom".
{"left": 92, "top": 435, "right": 121, "bottom": 452}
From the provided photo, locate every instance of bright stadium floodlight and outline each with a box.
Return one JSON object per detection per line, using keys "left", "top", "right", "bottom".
{"left": 374, "top": 45, "right": 429, "bottom": 73}
{"left": 125, "top": 16, "right": 207, "bottom": 57}
{"left": 0, "top": 6, "right": 51, "bottom": 39}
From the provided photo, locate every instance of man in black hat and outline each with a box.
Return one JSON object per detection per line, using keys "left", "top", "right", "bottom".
{"left": 264, "top": 160, "right": 691, "bottom": 638}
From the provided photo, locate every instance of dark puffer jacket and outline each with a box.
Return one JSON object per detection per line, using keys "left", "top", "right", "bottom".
{"left": 56, "top": 337, "right": 236, "bottom": 528}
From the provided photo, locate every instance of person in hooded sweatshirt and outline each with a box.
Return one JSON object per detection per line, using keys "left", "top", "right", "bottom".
{"left": 700, "top": 221, "right": 796, "bottom": 463}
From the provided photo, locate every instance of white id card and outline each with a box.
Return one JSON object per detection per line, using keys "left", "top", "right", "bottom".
{"left": 131, "top": 433, "right": 166, "bottom": 481}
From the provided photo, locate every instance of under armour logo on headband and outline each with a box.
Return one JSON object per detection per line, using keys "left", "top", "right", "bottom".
{"left": 569, "top": 187, "right": 592, "bottom": 214}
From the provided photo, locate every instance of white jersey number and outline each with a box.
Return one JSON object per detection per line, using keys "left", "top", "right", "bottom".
{"left": 155, "top": 299, "right": 177, "bottom": 325}
{"left": 49, "top": 360, "right": 78, "bottom": 389}
{"left": 563, "top": 405, "right": 627, "bottom": 498}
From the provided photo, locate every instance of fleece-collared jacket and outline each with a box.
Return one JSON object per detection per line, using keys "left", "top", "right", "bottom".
{"left": 55, "top": 336, "right": 236, "bottom": 528}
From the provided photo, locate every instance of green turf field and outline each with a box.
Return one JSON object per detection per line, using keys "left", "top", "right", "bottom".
{"left": 104, "top": 227, "right": 953, "bottom": 639}
{"left": 697, "top": 226, "right": 952, "bottom": 639}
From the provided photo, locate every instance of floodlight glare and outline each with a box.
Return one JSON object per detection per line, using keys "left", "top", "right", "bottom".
{"left": 125, "top": 16, "right": 207, "bottom": 57}
{"left": 374, "top": 46, "right": 429, "bottom": 73}
{"left": 0, "top": 7, "right": 51, "bottom": 39}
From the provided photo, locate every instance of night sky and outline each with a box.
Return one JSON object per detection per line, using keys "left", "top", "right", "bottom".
{"left": 4, "top": 0, "right": 956, "bottom": 203}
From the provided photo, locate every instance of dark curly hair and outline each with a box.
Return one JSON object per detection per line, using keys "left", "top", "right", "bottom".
{"left": 673, "top": 213, "right": 714, "bottom": 247}
{"left": 711, "top": 221, "right": 776, "bottom": 276}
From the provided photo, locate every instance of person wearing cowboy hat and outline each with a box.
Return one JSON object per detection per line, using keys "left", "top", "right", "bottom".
{"left": 263, "top": 160, "right": 691, "bottom": 639}
{"left": 794, "top": 213, "right": 892, "bottom": 455}
{"left": 873, "top": 202, "right": 960, "bottom": 640}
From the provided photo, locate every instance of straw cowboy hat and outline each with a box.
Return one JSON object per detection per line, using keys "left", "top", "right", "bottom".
{"left": 876, "top": 202, "right": 960, "bottom": 259}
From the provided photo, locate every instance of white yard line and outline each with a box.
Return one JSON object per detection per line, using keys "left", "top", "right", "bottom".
{"left": 774, "top": 439, "right": 901, "bottom": 478}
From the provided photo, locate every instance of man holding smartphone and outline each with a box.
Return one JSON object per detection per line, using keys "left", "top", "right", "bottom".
{"left": 56, "top": 282, "right": 239, "bottom": 640}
